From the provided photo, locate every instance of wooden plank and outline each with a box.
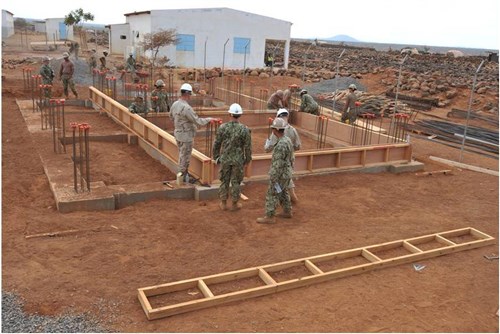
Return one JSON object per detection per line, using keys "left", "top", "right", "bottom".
{"left": 138, "top": 289, "right": 153, "bottom": 316}
{"left": 435, "top": 235, "right": 456, "bottom": 246}
{"left": 429, "top": 156, "right": 499, "bottom": 176}
{"left": 304, "top": 259, "right": 324, "bottom": 275}
{"left": 403, "top": 240, "right": 423, "bottom": 253}
{"left": 258, "top": 268, "right": 277, "bottom": 286}
{"left": 361, "top": 249, "right": 382, "bottom": 262}
{"left": 138, "top": 227, "right": 494, "bottom": 320}
{"left": 198, "top": 280, "right": 214, "bottom": 298}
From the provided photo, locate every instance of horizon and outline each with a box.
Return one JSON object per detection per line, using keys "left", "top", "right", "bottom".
{"left": 7, "top": 0, "right": 498, "bottom": 50}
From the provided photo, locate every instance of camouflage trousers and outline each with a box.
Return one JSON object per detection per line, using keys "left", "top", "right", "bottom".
{"left": 341, "top": 109, "right": 358, "bottom": 124}
{"left": 218, "top": 163, "right": 244, "bottom": 202}
{"left": 177, "top": 140, "right": 193, "bottom": 175}
{"left": 265, "top": 178, "right": 291, "bottom": 217}
{"left": 42, "top": 79, "right": 52, "bottom": 98}
{"left": 61, "top": 74, "right": 77, "bottom": 97}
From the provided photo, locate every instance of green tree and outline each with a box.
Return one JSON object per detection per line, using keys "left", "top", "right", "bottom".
{"left": 64, "top": 8, "right": 95, "bottom": 30}
{"left": 14, "top": 18, "right": 29, "bottom": 29}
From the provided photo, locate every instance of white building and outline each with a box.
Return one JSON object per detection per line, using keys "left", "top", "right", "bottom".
{"left": 45, "top": 18, "right": 74, "bottom": 41}
{"left": 2, "top": 10, "right": 15, "bottom": 39}
{"left": 108, "top": 7, "right": 292, "bottom": 69}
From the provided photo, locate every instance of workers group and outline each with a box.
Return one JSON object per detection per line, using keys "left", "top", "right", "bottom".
{"left": 169, "top": 83, "right": 306, "bottom": 224}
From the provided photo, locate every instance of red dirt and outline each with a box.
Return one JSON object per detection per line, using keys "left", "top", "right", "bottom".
{"left": 2, "top": 40, "right": 498, "bottom": 332}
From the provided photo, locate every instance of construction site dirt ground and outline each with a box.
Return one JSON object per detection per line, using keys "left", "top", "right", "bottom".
{"left": 2, "top": 45, "right": 499, "bottom": 332}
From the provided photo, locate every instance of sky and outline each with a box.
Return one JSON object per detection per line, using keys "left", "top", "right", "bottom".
{"left": 4, "top": 0, "right": 499, "bottom": 49}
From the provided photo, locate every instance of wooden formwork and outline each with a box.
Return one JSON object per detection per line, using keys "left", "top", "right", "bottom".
{"left": 89, "top": 87, "right": 412, "bottom": 185}
{"left": 137, "top": 227, "right": 495, "bottom": 320}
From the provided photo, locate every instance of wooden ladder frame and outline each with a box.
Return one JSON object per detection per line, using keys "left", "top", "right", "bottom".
{"left": 138, "top": 227, "right": 494, "bottom": 320}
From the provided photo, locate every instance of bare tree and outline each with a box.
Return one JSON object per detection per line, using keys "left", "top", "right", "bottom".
{"left": 139, "top": 29, "right": 178, "bottom": 67}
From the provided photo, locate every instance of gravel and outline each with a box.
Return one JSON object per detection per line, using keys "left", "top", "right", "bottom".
{"left": 2, "top": 291, "right": 109, "bottom": 333}
{"left": 302, "top": 77, "right": 366, "bottom": 97}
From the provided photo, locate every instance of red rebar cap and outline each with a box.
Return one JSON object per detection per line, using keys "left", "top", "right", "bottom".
{"left": 70, "top": 122, "right": 78, "bottom": 129}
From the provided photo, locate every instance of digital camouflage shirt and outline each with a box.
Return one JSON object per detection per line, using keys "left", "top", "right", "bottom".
{"left": 213, "top": 121, "right": 252, "bottom": 166}
{"left": 151, "top": 89, "right": 170, "bottom": 112}
{"left": 39, "top": 64, "right": 54, "bottom": 84}
{"left": 269, "top": 135, "right": 294, "bottom": 184}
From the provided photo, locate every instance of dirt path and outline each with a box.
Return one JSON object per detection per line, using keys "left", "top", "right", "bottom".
{"left": 2, "top": 40, "right": 499, "bottom": 332}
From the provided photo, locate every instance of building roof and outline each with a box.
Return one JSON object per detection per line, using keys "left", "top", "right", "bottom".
{"left": 123, "top": 7, "right": 292, "bottom": 25}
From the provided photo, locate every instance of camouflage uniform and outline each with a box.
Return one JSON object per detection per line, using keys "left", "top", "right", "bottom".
{"left": 151, "top": 89, "right": 170, "bottom": 112}
{"left": 264, "top": 124, "right": 300, "bottom": 189}
{"left": 267, "top": 91, "right": 284, "bottom": 110}
{"left": 39, "top": 63, "right": 54, "bottom": 98}
{"left": 265, "top": 135, "right": 294, "bottom": 217}
{"left": 88, "top": 53, "right": 97, "bottom": 73}
{"left": 213, "top": 121, "right": 252, "bottom": 202}
{"left": 126, "top": 55, "right": 136, "bottom": 73}
{"left": 282, "top": 89, "right": 292, "bottom": 109}
{"left": 128, "top": 101, "right": 148, "bottom": 114}
{"left": 341, "top": 91, "right": 359, "bottom": 123}
{"left": 300, "top": 93, "right": 319, "bottom": 115}
{"left": 59, "top": 59, "right": 78, "bottom": 98}
{"left": 169, "top": 98, "right": 211, "bottom": 174}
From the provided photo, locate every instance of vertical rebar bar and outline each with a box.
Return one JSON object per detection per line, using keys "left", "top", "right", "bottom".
{"left": 71, "top": 123, "right": 78, "bottom": 192}
{"left": 459, "top": 59, "right": 485, "bottom": 162}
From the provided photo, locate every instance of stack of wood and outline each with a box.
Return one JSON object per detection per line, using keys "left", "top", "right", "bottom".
{"left": 317, "top": 89, "right": 411, "bottom": 117}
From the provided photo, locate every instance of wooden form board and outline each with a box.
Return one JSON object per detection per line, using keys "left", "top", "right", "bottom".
{"left": 89, "top": 87, "right": 412, "bottom": 185}
{"left": 137, "top": 227, "right": 494, "bottom": 320}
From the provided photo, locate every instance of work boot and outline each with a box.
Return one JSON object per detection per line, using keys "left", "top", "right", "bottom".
{"left": 219, "top": 200, "right": 227, "bottom": 211}
{"left": 290, "top": 189, "right": 299, "bottom": 203}
{"left": 277, "top": 211, "right": 293, "bottom": 218}
{"left": 230, "top": 201, "right": 242, "bottom": 211}
{"left": 256, "top": 216, "right": 276, "bottom": 224}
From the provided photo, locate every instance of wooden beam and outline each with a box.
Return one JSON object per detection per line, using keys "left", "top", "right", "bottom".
{"left": 137, "top": 227, "right": 494, "bottom": 320}
{"left": 429, "top": 156, "right": 499, "bottom": 176}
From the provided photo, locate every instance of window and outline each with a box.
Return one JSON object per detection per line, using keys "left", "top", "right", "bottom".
{"left": 120, "top": 35, "right": 127, "bottom": 40}
{"left": 234, "top": 37, "right": 250, "bottom": 54}
{"left": 176, "top": 34, "right": 195, "bottom": 51}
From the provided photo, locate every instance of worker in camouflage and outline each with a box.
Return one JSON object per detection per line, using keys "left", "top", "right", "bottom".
{"left": 151, "top": 79, "right": 170, "bottom": 112}
{"left": 170, "top": 83, "right": 214, "bottom": 181}
{"left": 128, "top": 96, "right": 148, "bottom": 114}
{"left": 213, "top": 103, "right": 252, "bottom": 211}
{"left": 257, "top": 117, "right": 295, "bottom": 224}
{"left": 39, "top": 56, "right": 54, "bottom": 98}
{"left": 264, "top": 108, "right": 301, "bottom": 203}
{"left": 88, "top": 49, "right": 97, "bottom": 73}
{"left": 59, "top": 52, "right": 78, "bottom": 99}
{"left": 126, "top": 52, "right": 137, "bottom": 81}
{"left": 267, "top": 90, "right": 284, "bottom": 110}
{"left": 299, "top": 89, "right": 319, "bottom": 115}
{"left": 341, "top": 84, "right": 359, "bottom": 124}
{"left": 282, "top": 84, "right": 300, "bottom": 109}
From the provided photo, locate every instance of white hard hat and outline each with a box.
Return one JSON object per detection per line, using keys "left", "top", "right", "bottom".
{"left": 103, "top": 50, "right": 109, "bottom": 54}
{"left": 271, "top": 117, "right": 287, "bottom": 130}
{"left": 228, "top": 103, "right": 243, "bottom": 115}
{"left": 300, "top": 89, "right": 307, "bottom": 95}
{"left": 180, "top": 83, "right": 193, "bottom": 93}
{"left": 276, "top": 108, "right": 289, "bottom": 117}
{"left": 43, "top": 56, "right": 50, "bottom": 62}
{"left": 129, "top": 52, "right": 133, "bottom": 56}
{"left": 62, "top": 52, "right": 69, "bottom": 58}
{"left": 349, "top": 84, "right": 357, "bottom": 90}
{"left": 155, "top": 79, "right": 165, "bottom": 87}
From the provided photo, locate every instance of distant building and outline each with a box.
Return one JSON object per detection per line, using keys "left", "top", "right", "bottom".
{"left": 2, "top": 9, "right": 15, "bottom": 39}
{"left": 45, "top": 18, "right": 74, "bottom": 41}
{"left": 107, "top": 7, "right": 292, "bottom": 69}
{"left": 33, "top": 20, "right": 47, "bottom": 33}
